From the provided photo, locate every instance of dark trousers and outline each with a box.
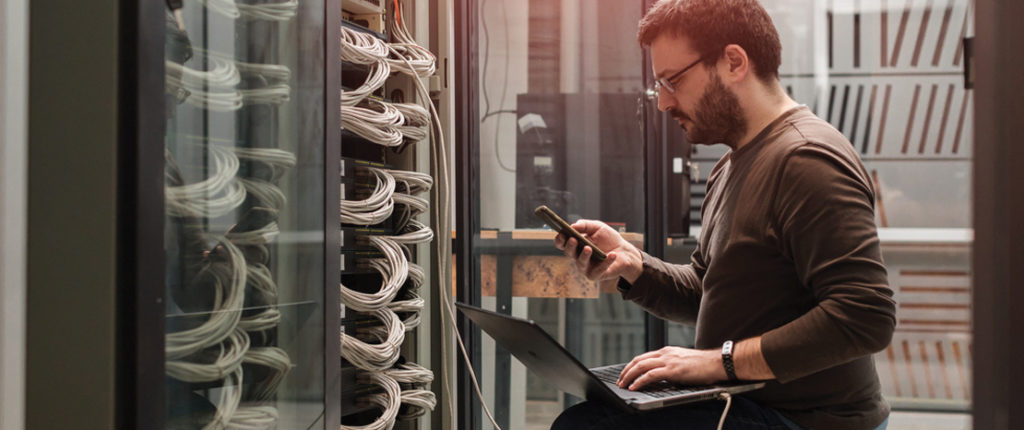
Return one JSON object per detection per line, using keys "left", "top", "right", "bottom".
{"left": 550, "top": 396, "right": 793, "bottom": 430}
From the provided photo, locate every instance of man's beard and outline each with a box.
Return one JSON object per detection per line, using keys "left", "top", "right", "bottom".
{"left": 670, "top": 73, "right": 747, "bottom": 147}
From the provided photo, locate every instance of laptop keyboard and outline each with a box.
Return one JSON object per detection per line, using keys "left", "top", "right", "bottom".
{"left": 591, "top": 364, "right": 701, "bottom": 398}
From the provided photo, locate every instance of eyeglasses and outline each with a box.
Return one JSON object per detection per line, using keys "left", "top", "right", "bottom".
{"left": 654, "top": 55, "right": 706, "bottom": 94}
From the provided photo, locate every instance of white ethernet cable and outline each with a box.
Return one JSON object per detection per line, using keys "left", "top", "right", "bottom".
{"left": 240, "top": 84, "right": 291, "bottom": 106}
{"left": 166, "top": 236, "right": 247, "bottom": 360}
{"left": 407, "top": 263, "right": 425, "bottom": 289}
{"left": 340, "top": 307, "right": 405, "bottom": 372}
{"left": 383, "top": 3, "right": 505, "bottom": 427}
{"left": 391, "top": 192, "right": 429, "bottom": 217}
{"left": 237, "top": 307, "right": 281, "bottom": 333}
{"left": 230, "top": 147, "right": 297, "bottom": 183}
{"left": 341, "top": 98, "right": 405, "bottom": 147}
{"left": 195, "top": 0, "right": 301, "bottom": 21}
{"left": 179, "top": 87, "right": 243, "bottom": 112}
{"left": 340, "top": 235, "right": 408, "bottom": 312}
{"left": 166, "top": 328, "right": 250, "bottom": 383}
{"left": 384, "top": 3, "right": 436, "bottom": 79}
{"left": 165, "top": 59, "right": 244, "bottom": 112}
{"left": 387, "top": 219, "right": 434, "bottom": 245}
{"left": 384, "top": 365, "right": 437, "bottom": 421}
{"left": 385, "top": 362, "right": 433, "bottom": 385}
{"left": 341, "top": 372, "right": 402, "bottom": 430}
{"left": 342, "top": 60, "right": 390, "bottom": 107}
{"left": 390, "top": 293, "right": 424, "bottom": 332}
{"left": 202, "top": 368, "right": 244, "bottom": 430}
{"left": 393, "top": 102, "right": 430, "bottom": 142}
{"left": 166, "top": 57, "right": 242, "bottom": 89}
{"left": 340, "top": 167, "right": 395, "bottom": 225}
{"left": 236, "top": 0, "right": 297, "bottom": 21}
{"left": 230, "top": 147, "right": 297, "bottom": 166}
{"left": 238, "top": 178, "right": 287, "bottom": 211}
{"left": 395, "top": 389, "right": 436, "bottom": 420}
{"left": 341, "top": 26, "right": 390, "bottom": 65}
{"left": 226, "top": 222, "right": 280, "bottom": 246}
{"left": 386, "top": 169, "right": 433, "bottom": 195}
{"left": 195, "top": 0, "right": 241, "bottom": 19}
{"left": 242, "top": 347, "right": 293, "bottom": 401}
{"left": 236, "top": 60, "right": 291, "bottom": 83}
{"left": 227, "top": 406, "right": 279, "bottom": 430}
{"left": 166, "top": 144, "right": 247, "bottom": 218}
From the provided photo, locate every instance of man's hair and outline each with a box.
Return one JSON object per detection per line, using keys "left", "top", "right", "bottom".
{"left": 638, "top": 0, "right": 782, "bottom": 82}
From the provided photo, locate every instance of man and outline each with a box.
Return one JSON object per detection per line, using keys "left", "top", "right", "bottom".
{"left": 550, "top": 0, "right": 896, "bottom": 429}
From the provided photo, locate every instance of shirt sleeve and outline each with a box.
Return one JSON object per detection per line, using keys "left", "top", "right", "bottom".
{"left": 616, "top": 250, "right": 705, "bottom": 325}
{"left": 761, "top": 144, "right": 897, "bottom": 383}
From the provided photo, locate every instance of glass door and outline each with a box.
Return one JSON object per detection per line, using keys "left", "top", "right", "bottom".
{"left": 456, "top": 1, "right": 654, "bottom": 428}
{"left": 162, "top": 1, "right": 327, "bottom": 428}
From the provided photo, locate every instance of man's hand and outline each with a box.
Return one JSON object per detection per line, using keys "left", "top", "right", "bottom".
{"left": 616, "top": 346, "right": 727, "bottom": 390}
{"left": 553, "top": 219, "right": 644, "bottom": 284}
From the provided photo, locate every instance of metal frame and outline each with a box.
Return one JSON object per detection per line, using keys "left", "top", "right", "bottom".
{"left": 117, "top": 0, "right": 167, "bottom": 427}
{"left": 326, "top": 0, "right": 343, "bottom": 427}
{"left": 27, "top": 1, "right": 121, "bottom": 427}
{"left": 454, "top": 0, "right": 483, "bottom": 428}
{"left": 972, "top": 0, "right": 1024, "bottom": 428}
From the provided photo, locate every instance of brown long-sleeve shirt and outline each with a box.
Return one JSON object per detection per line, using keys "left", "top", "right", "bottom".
{"left": 619, "top": 106, "right": 896, "bottom": 430}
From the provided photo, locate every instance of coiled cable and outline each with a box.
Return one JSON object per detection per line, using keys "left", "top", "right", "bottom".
{"left": 340, "top": 167, "right": 395, "bottom": 225}
{"left": 340, "top": 236, "right": 408, "bottom": 312}
{"left": 166, "top": 145, "right": 247, "bottom": 218}
{"left": 340, "top": 307, "right": 405, "bottom": 372}
{"left": 341, "top": 98, "right": 405, "bottom": 147}
{"left": 166, "top": 328, "right": 250, "bottom": 383}
{"left": 166, "top": 236, "right": 247, "bottom": 360}
{"left": 340, "top": 372, "right": 401, "bottom": 430}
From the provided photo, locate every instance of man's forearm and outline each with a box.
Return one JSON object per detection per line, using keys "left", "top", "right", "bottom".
{"left": 735, "top": 336, "right": 775, "bottom": 381}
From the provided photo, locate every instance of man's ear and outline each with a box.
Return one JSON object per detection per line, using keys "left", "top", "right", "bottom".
{"left": 721, "top": 44, "right": 750, "bottom": 83}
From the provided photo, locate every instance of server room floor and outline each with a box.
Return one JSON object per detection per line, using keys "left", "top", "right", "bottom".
{"left": 524, "top": 401, "right": 972, "bottom": 430}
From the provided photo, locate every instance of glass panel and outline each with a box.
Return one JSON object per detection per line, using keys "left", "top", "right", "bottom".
{"left": 666, "top": 0, "right": 974, "bottom": 422}
{"left": 472, "top": 1, "right": 649, "bottom": 428}
{"left": 162, "top": 2, "right": 326, "bottom": 428}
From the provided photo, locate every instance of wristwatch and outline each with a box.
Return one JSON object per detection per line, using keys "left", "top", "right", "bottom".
{"left": 721, "top": 340, "right": 738, "bottom": 382}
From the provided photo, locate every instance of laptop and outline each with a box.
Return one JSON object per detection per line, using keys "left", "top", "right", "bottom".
{"left": 456, "top": 302, "right": 765, "bottom": 413}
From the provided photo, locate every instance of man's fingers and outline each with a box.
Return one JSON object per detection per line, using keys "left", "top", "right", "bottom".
{"left": 584, "top": 253, "right": 617, "bottom": 279}
{"left": 563, "top": 238, "right": 579, "bottom": 259}
{"left": 575, "top": 245, "right": 592, "bottom": 267}
{"left": 628, "top": 368, "right": 667, "bottom": 391}
{"left": 553, "top": 233, "right": 566, "bottom": 250}
{"left": 571, "top": 219, "right": 604, "bottom": 236}
{"left": 618, "top": 350, "right": 663, "bottom": 383}
{"left": 618, "top": 358, "right": 663, "bottom": 389}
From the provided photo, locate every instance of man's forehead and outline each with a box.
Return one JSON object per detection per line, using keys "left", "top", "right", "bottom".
{"left": 650, "top": 34, "right": 699, "bottom": 75}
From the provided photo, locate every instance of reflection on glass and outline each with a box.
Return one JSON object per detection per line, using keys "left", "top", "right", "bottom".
{"left": 667, "top": 0, "right": 975, "bottom": 418}
{"left": 163, "top": 1, "right": 325, "bottom": 428}
{"left": 473, "top": 1, "right": 649, "bottom": 428}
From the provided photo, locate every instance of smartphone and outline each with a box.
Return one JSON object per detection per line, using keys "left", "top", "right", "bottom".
{"left": 534, "top": 205, "right": 607, "bottom": 261}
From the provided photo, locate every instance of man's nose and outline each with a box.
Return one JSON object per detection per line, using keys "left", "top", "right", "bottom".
{"left": 656, "top": 89, "right": 675, "bottom": 112}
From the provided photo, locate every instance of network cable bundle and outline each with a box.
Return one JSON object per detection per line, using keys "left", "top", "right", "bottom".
{"left": 340, "top": 1, "right": 439, "bottom": 428}
{"left": 163, "top": 1, "right": 300, "bottom": 428}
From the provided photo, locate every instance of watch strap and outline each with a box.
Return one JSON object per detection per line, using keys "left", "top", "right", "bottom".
{"left": 722, "top": 340, "right": 738, "bottom": 382}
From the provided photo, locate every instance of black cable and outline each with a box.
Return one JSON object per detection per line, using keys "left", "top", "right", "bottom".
{"left": 481, "top": 109, "right": 517, "bottom": 122}
{"left": 480, "top": 0, "right": 493, "bottom": 118}
{"left": 479, "top": 0, "right": 516, "bottom": 172}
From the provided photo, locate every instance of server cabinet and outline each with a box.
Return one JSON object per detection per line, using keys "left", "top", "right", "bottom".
{"left": 159, "top": 1, "right": 334, "bottom": 428}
